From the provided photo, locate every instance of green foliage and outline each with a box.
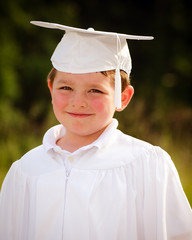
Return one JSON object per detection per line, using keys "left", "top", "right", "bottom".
{"left": 0, "top": 0, "right": 191, "bottom": 206}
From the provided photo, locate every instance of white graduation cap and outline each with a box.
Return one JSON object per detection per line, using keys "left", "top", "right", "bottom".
{"left": 30, "top": 21, "right": 153, "bottom": 109}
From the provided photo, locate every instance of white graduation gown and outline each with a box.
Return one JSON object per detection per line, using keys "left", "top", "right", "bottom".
{"left": 0, "top": 119, "right": 192, "bottom": 240}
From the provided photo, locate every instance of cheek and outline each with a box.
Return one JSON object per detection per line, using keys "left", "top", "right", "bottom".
{"left": 91, "top": 99, "right": 105, "bottom": 112}
{"left": 52, "top": 94, "right": 68, "bottom": 109}
{"left": 91, "top": 97, "right": 113, "bottom": 113}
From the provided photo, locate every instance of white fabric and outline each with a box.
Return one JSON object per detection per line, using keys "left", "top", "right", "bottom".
{"left": 30, "top": 20, "right": 153, "bottom": 75}
{"left": 51, "top": 31, "right": 132, "bottom": 76}
{"left": 0, "top": 119, "right": 192, "bottom": 240}
{"left": 30, "top": 21, "right": 154, "bottom": 40}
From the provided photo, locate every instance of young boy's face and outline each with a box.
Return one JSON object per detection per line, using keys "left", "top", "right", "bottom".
{"left": 48, "top": 71, "right": 116, "bottom": 138}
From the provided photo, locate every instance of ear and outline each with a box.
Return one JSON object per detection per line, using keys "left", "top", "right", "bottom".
{"left": 47, "top": 79, "right": 53, "bottom": 96}
{"left": 116, "top": 85, "right": 134, "bottom": 112}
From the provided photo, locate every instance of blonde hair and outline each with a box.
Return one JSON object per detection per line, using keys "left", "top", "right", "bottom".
{"left": 47, "top": 68, "right": 130, "bottom": 92}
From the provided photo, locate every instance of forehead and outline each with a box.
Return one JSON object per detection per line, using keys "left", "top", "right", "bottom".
{"left": 54, "top": 71, "right": 114, "bottom": 86}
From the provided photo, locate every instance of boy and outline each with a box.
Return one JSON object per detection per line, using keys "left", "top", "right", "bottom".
{"left": 0, "top": 21, "right": 192, "bottom": 240}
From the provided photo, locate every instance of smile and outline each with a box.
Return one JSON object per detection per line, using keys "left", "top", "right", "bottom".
{"left": 66, "top": 112, "right": 93, "bottom": 118}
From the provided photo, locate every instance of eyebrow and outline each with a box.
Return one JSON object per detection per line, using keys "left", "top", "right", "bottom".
{"left": 56, "top": 79, "right": 72, "bottom": 84}
{"left": 88, "top": 83, "right": 105, "bottom": 88}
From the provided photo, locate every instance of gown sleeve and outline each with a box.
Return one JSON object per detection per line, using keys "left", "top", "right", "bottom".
{"left": 153, "top": 147, "right": 192, "bottom": 240}
{"left": 0, "top": 161, "right": 29, "bottom": 240}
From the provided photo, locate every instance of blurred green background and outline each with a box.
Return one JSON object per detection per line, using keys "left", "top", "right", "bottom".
{"left": 0, "top": 0, "right": 191, "bottom": 205}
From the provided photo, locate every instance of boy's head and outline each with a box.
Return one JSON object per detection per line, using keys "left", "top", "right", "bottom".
{"left": 47, "top": 69, "right": 134, "bottom": 140}
{"left": 31, "top": 21, "right": 153, "bottom": 109}
{"left": 47, "top": 68, "right": 134, "bottom": 130}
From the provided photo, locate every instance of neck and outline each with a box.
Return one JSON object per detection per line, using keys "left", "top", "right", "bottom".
{"left": 56, "top": 128, "right": 105, "bottom": 153}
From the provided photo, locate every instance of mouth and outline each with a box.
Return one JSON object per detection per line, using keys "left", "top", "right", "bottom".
{"left": 66, "top": 112, "right": 93, "bottom": 118}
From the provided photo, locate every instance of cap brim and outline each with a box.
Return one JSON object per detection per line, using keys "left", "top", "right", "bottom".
{"left": 30, "top": 21, "right": 154, "bottom": 40}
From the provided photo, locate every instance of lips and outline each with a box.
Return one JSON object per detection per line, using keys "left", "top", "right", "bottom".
{"left": 66, "top": 112, "right": 93, "bottom": 118}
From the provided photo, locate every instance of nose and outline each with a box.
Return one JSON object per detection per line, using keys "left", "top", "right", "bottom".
{"left": 71, "top": 92, "right": 88, "bottom": 108}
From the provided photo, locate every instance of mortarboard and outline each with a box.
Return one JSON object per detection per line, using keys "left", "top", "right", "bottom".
{"left": 30, "top": 21, "right": 153, "bottom": 109}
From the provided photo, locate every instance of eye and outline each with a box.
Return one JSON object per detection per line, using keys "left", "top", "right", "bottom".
{"left": 59, "top": 86, "right": 72, "bottom": 91}
{"left": 89, "top": 89, "right": 103, "bottom": 94}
